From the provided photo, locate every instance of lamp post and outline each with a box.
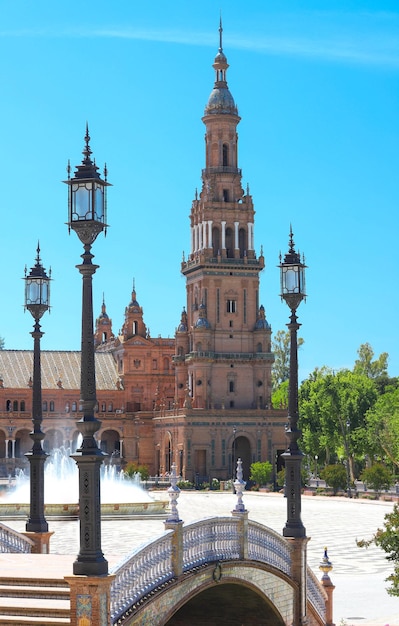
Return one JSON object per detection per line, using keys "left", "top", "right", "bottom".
{"left": 279, "top": 227, "right": 307, "bottom": 539}
{"left": 64, "top": 125, "right": 111, "bottom": 576}
{"left": 315, "top": 455, "right": 319, "bottom": 488}
{"left": 24, "top": 244, "right": 51, "bottom": 533}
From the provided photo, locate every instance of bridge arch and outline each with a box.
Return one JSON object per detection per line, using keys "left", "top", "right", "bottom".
{"left": 164, "top": 574, "right": 287, "bottom": 625}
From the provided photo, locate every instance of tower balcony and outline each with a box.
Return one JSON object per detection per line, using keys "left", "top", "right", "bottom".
{"left": 202, "top": 166, "right": 242, "bottom": 176}
{"left": 182, "top": 254, "right": 264, "bottom": 274}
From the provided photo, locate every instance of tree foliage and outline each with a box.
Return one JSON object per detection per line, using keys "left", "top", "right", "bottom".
{"left": 299, "top": 368, "right": 378, "bottom": 476}
{"left": 320, "top": 464, "right": 347, "bottom": 494}
{"left": 249, "top": 461, "right": 272, "bottom": 487}
{"left": 353, "top": 342, "right": 388, "bottom": 379}
{"left": 0, "top": 337, "right": 4, "bottom": 350}
{"left": 358, "top": 504, "right": 399, "bottom": 596}
{"left": 272, "top": 329, "right": 304, "bottom": 391}
{"left": 361, "top": 464, "right": 393, "bottom": 495}
{"left": 365, "top": 383, "right": 399, "bottom": 468}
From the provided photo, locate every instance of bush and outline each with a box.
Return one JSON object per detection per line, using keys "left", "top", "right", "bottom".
{"left": 320, "top": 464, "right": 347, "bottom": 495}
{"left": 361, "top": 463, "right": 393, "bottom": 495}
{"left": 176, "top": 480, "right": 194, "bottom": 489}
{"left": 249, "top": 461, "right": 272, "bottom": 487}
{"left": 123, "top": 462, "right": 150, "bottom": 481}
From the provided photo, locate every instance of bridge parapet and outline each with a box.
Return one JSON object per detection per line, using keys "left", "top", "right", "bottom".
{"left": 183, "top": 517, "right": 241, "bottom": 570}
{"left": 247, "top": 520, "right": 292, "bottom": 576}
{"left": 109, "top": 515, "right": 329, "bottom": 626}
{"left": 110, "top": 529, "right": 174, "bottom": 622}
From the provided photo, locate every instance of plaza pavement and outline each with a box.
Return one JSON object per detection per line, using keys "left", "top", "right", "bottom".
{"left": 7, "top": 491, "right": 399, "bottom": 625}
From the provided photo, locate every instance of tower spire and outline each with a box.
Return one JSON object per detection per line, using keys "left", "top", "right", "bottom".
{"left": 219, "top": 15, "right": 223, "bottom": 52}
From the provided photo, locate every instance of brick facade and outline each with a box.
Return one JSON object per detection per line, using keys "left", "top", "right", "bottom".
{"left": 0, "top": 32, "right": 287, "bottom": 484}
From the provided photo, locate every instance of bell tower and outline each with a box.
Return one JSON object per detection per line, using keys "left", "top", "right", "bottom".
{"left": 177, "top": 21, "right": 274, "bottom": 411}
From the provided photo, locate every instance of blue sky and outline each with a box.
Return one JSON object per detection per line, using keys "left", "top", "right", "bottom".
{"left": 0, "top": 0, "right": 398, "bottom": 380}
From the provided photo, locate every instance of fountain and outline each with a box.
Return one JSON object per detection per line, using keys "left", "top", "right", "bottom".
{"left": 0, "top": 447, "right": 168, "bottom": 519}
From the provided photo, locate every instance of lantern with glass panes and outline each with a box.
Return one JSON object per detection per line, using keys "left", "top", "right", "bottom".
{"left": 65, "top": 124, "right": 110, "bottom": 245}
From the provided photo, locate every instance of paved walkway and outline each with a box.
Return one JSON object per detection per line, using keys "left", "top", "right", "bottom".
{"left": 3, "top": 491, "right": 398, "bottom": 625}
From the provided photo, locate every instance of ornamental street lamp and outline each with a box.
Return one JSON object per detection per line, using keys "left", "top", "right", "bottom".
{"left": 64, "top": 125, "right": 111, "bottom": 576}
{"left": 24, "top": 244, "right": 51, "bottom": 533}
{"left": 279, "top": 226, "right": 307, "bottom": 539}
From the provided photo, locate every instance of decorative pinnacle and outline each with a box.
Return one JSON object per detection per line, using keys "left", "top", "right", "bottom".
{"left": 82, "top": 122, "right": 93, "bottom": 164}
{"left": 219, "top": 15, "right": 223, "bottom": 52}
{"left": 319, "top": 546, "right": 333, "bottom": 579}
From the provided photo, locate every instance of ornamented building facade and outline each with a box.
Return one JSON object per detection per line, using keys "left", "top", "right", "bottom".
{"left": 0, "top": 30, "right": 287, "bottom": 482}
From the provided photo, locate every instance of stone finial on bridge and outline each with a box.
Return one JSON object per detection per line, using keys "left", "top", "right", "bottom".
{"left": 233, "top": 458, "right": 247, "bottom": 513}
{"left": 165, "top": 462, "right": 182, "bottom": 523}
{"left": 319, "top": 547, "right": 335, "bottom": 626}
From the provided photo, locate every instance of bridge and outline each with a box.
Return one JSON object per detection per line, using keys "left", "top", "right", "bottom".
{"left": 0, "top": 464, "right": 334, "bottom": 625}
{"left": 108, "top": 514, "right": 330, "bottom": 626}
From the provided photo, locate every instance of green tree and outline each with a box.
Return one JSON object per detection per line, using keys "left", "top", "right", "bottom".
{"left": 272, "top": 329, "right": 304, "bottom": 391}
{"left": 299, "top": 369, "right": 378, "bottom": 478}
{"left": 320, "top": 464, "right": 347, "bottom": 495}
{"left": 0, "top": 337, "right": 4, "bottom": 350}
{"left": 249, "top": 461, "right": 272, "bottom": 487}
{"left": 365, "top": 383, "right": 399, "bottom": 468}
{"left": 361, "top": 463, "right": 393, "bottom": 495}
{"left": 353, "top": 342, "right": 388, "bottom": 379}
{"left": 271, "top": 380, "right": 288, "bottom": 409}
{"left": 358, "top": 504, "right": 399, "bottom": 596}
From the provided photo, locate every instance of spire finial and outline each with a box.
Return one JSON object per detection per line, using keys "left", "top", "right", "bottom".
{"left": 219, "top": 15, "right": 223, "bottom": 52}
{"left": 132, "top": 277, "right": 136, "bottom": 293}
{"left": 82, "top": 122, "right": 92, "bottom": 164}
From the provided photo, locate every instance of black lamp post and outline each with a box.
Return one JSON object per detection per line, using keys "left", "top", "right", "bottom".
{"left": 64, "top": 125, "right": 110, "bottom": 576}
{"left": 279, "top": 227, "right": 307, "bottom": 539}
{"left": 24, "top": 244, "right": 51, "bottom": 533}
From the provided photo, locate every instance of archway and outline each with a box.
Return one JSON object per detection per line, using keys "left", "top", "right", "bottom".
{"left": 100, "top": 429, "right": 120, "bottom": 455}
{"left": 165, "top": 582, "right": 285, "bottom": 625}
{"left": 233, "top": 436, "right": 251, "bottom": 484}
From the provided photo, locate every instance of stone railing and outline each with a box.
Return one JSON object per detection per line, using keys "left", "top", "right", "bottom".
{"left": 247, "top": 520, "right": 292, "bottom": 576}
{"left": 307, "top": 568, "right": 327, "bottom": 622}
{"left": 0, "top": 522, "right": 35, "bottom": 553}
{"left": 182, "top": 517, "right": 241, "bottom": 570}
{"left": 109, "top": 515, "right": 327, "bottom": 625}
{"left": 109, "top": 530, "right": 174, "bottom": 623}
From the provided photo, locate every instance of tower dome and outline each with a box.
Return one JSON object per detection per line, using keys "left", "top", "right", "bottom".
{"left": 204, "top": 18, "right": 238, "bottom": 117}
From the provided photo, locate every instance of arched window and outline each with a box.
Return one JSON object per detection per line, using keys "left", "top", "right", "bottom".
{"left": 65, "top": 402, "right": 70, "bottom": 413}
{"left": 163, "top": 357, "right": 169, "bottom": 372}
{"left": 132, "top": 321, "right": 138, "bottom": 335}
{"left": 196, "top": 342, "right": 202, "bottom": 352}
{"left": 212, "top": 227, "right": 220, "bottom": 257}
{"left": 20, "top": 401, "right": 25, "bottom": 412}
{"left": 222, "top": 143, "right": 229, "bottom": 166}
{"left": 257, "top": 342, "right": 263, "bottom": 353}
{"left": 49, "top": 401, "right": 55, "bottom": 412}
{"left": 178, "top": 346, "right": 183, "bottom": 356}
{"left": 102, "top": 332, "right": 107, "bottom": 343}
{"left": 108, "top": 403, "right": 113, "bottom": 412}
{"left": 239, "top": 228, "right": 246, "bottom": 258}
{"left": 42, "top": 401, "right": 48, "bottom": 412}
{"left": 6, "top": 400, "right": 11, "bottom": 412}
{"left": 229, "top": 381, "right": 235, "bottom": 393}
{"left": 72, "top": 402, "right": 77, "bottom": 412}
{"left": 225, "top": 227, "right": 234, "bottom": 258}
{"left": 101, "top": 402, "right": 106, "bottom": 412}
{"left": 13, "top": 400, "right": 18, "bottom": 412}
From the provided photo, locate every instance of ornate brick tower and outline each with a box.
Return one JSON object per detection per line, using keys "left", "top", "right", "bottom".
{"left": 176, "top": 22, "right": 274, "bottom": 412}
{"left": 154, "top": 23, "right": 287, "bottom": 483}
